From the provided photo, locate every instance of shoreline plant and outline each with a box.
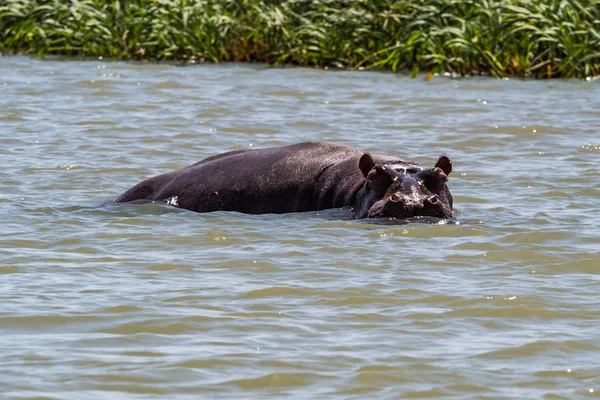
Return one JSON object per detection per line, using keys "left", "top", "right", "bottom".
{"left": 1, "top": 0, "right": 599, "bottom": 78}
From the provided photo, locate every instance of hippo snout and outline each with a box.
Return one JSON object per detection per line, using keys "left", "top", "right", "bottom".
{"left": 367, "top": 191, "right": 452, "bottom": 219}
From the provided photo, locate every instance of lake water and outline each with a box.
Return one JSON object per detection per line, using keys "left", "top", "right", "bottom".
{"left": 1, "top": 56, "right": 599, "bottom": 399}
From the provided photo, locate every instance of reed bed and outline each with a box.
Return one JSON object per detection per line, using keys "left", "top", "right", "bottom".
{"left": 1, "top": 0, "right": 599, "bottom": 78}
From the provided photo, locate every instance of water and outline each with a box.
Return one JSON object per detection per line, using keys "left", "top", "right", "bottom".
{"left": 1, "top": 56, "right": 599, "bottom": 399}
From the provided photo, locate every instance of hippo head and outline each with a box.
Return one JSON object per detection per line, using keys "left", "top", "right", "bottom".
{"left": 354, "top": 154, "right": 453, "bottom": 220}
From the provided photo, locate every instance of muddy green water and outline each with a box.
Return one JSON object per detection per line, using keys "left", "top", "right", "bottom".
{"left": 1, "top": 56, "right": 599, "bottom": 399}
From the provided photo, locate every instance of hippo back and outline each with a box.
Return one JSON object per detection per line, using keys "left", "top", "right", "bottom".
{"left": 115, "top": 142, "right": 365, "bottom": 213}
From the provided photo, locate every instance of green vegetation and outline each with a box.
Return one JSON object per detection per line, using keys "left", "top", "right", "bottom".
{"left": 1, "top": 0, "right": 599, "bottom": 78}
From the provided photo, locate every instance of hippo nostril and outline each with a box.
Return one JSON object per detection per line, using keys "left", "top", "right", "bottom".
{"left": 390, "top": 193, "right": 401, "bottom": 203}
{"left": 427, "top": 196, "right": 439, "bottom": 205}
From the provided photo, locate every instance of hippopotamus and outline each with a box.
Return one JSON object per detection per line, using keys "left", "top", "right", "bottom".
{"left": 114, "top": 141, "right": 453, "bottom": 220}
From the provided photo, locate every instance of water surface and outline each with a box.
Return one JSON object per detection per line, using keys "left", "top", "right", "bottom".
{"left": 1, "top": 56, "right": 599, "bottom": 399}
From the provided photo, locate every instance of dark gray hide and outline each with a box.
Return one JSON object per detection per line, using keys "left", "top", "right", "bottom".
{"left": 114, "top": 141, "right": 453, "bottom": 219}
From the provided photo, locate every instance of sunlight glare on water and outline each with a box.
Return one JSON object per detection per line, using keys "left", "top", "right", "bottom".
{"left": 1, "top": 56, "right": 599, "bottom": 399}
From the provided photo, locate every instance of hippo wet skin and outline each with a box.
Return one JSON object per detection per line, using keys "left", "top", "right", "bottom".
{"left": 114, "top": 141, "right": 453, "bottom": 220}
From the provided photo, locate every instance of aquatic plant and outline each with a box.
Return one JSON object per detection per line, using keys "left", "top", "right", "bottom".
{"left": 1, "top": 0, "right": 598, "bottom": 78}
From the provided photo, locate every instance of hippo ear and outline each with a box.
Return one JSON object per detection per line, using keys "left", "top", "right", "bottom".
{"left": 359, "top": 153, "right": 375, "bottom": 177}
{"left": 435, "top": 155, "right": 452, "bottom": 176}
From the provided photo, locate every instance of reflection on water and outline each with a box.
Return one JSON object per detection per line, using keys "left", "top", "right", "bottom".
{"left": 1, "top": 56, "right": 599, "bottom": 399}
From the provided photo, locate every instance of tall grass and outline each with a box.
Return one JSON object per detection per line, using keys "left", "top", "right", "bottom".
{"left": 1, "top": 0, "right": 599, "bottom": 78}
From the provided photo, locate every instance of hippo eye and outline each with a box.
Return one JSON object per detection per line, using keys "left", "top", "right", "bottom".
{"left": 390, "top": 193, "right": 401, "bottom": 202}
